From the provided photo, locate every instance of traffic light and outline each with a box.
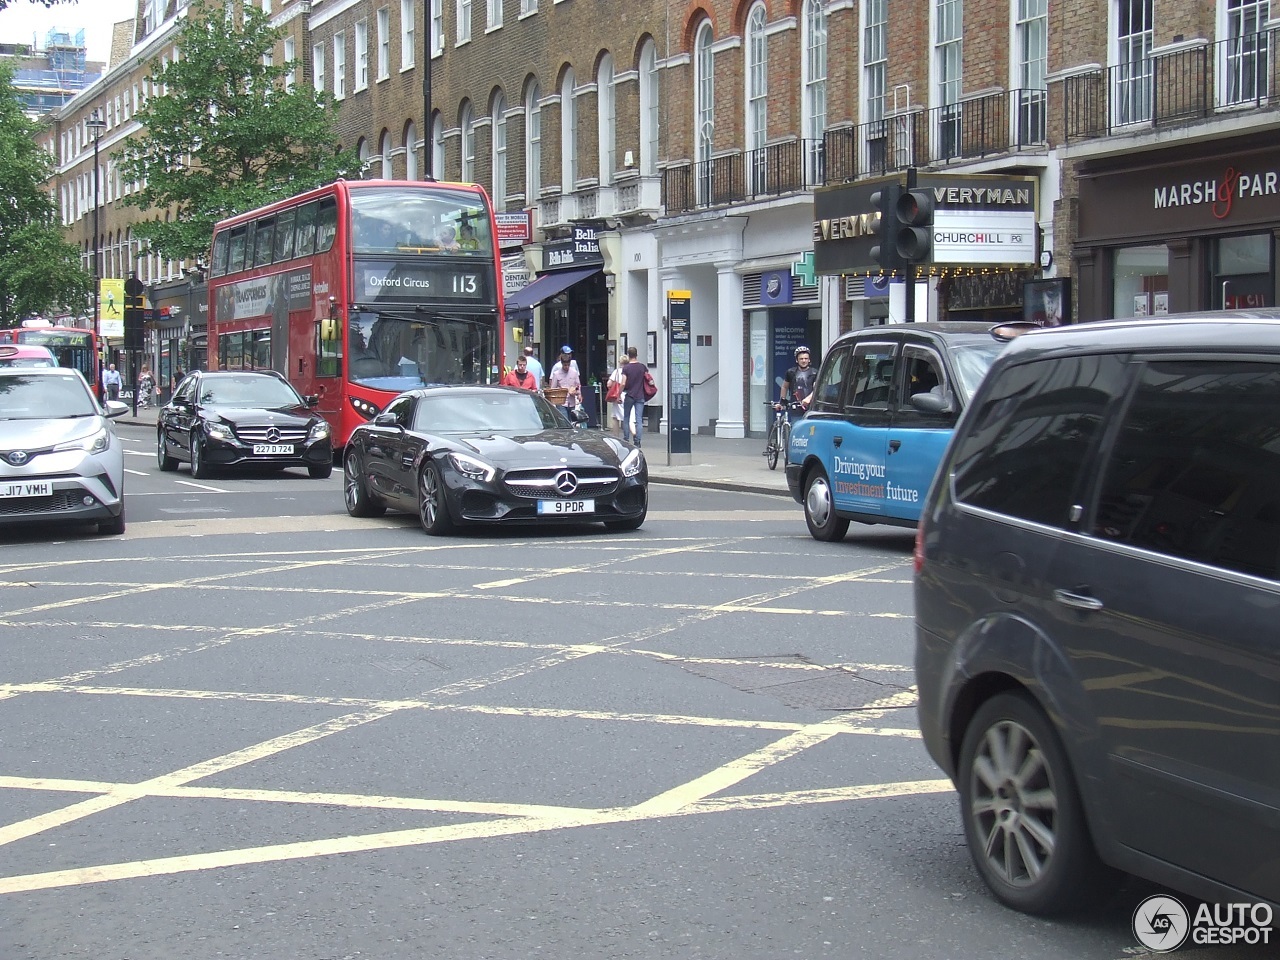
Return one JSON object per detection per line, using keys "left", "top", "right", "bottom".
{"left": 867, "top": 182, "right": 905, "bottom": 273}
{"left": 894, "top": 189, "right": 934, "bottom": 264}
{"left": 123, "top": 274, "right": 145, "bottom": 351}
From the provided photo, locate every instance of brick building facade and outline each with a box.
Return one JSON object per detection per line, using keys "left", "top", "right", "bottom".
{"left": 41, "top": 0, "right": 1280, "bottom": 435}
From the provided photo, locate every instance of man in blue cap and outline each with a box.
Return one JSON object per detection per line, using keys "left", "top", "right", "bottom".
{"left": 548, "top": 345, "right": 582, "bottom": 417}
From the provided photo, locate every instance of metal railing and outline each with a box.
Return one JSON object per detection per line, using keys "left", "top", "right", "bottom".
{"left": 662, "top": 139, "right": 825, "bottom": 214}
{"left": 822, "top": 89, "right": 1045, "bottom": 182}
{"left": 1064, "top": 29, "right": 1280, "bottom": 141}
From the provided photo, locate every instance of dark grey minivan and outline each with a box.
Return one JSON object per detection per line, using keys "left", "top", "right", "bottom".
{"left": 915, "top": 315, "right": 1280, "bottom": 916}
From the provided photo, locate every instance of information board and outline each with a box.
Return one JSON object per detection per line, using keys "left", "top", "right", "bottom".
{"left": 667, "top": 290, "right": 691, "bottom": 461}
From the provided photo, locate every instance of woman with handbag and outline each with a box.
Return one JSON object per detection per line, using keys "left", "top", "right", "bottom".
{"left": 606, "top": 361, "right": 625, "bottom": 435}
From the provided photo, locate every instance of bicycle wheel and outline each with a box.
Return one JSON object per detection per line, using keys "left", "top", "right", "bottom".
{"left": 766, "top": 421, "right": 781, "bottom": 470}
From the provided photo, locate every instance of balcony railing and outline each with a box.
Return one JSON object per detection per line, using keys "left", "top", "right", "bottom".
{"left": 1064, "top": 29, "right": 1280, "bottom": 141}
{"left": 662, "top": 139, "right": 824, "bottom": 214}
{"left": 822, "top": 89, "right": 1045, "bottom": 182}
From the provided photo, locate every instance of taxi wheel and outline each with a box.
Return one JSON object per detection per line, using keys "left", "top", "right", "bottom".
{"left": 418, "top": 462, "right": 455, "bottom": 536}
{"left": 804, "top": 468, "right": 849, "bottom": 542}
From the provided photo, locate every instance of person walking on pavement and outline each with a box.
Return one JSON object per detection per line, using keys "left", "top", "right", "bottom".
{"left": 103, "top": 363, "right": 122, "bottom": 401}
{"left": 619, "top": 346, "right": 648, "bottom": 446}
{"left": 549, "top": 346, "right": 582, "bottom": 418}
{"left": 606, "top": 358, "right": 625, "bottom": 436}
{"left": 500, "top": 355, "right": 539, "bottom": 391}
{"left": 522, "top": 345, "right": 544, "bottom": 385}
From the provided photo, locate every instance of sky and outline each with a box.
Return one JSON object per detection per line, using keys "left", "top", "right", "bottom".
{"left": 0, "top": 0, "right": 137, "bottom": 67}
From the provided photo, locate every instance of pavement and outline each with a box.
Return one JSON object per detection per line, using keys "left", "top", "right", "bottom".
{"left": 120, "top": 405, "right": 794, "bottom": 498}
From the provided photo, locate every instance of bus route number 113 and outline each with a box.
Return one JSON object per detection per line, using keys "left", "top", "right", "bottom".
{"left": 452, "top": 274, "right": 478, "bottom": 295}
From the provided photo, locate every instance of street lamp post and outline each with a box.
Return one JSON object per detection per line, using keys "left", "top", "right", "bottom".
{"left": 86, "top": 109, "right": 107, "bottom": 394}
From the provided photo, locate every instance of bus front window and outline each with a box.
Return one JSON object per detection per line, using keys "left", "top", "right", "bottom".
{"left": 349, "top": 187, "right": 492, "bottom": 256}
{"left": 347, "top": 312, "right": 497, "bottom": 390}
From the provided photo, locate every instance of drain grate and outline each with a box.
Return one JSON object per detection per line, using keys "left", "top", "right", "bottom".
{"left": 674, "top": 655, "right": 912, "bottom": 711}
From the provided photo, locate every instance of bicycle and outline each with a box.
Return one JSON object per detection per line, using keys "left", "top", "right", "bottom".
{"left": 763, "top": 401, "right": 804, "bottom": 470}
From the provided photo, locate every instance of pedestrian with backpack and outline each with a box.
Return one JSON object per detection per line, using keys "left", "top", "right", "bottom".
{"left": 619, "top": 346, "right": 650, "bottom": 446}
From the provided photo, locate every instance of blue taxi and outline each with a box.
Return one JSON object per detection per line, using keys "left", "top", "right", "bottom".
{"left": 785, "top": 321, "right": 1033, "bottom": 540}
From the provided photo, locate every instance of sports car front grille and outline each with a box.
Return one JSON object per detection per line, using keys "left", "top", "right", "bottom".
{"left": 234, "top": 425, "right": 309, "bottom": 445}
{"left": 504, "top": 467, "right": 620, "bottom": 499}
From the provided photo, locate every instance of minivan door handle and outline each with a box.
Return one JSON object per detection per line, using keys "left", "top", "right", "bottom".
{"left": 1053, "top": 588, "right": 1104, "bottom": 611}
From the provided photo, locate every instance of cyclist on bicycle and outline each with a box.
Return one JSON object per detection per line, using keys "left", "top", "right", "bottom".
{"left": 777, "top": 345, "right": 816, "bottom": 421}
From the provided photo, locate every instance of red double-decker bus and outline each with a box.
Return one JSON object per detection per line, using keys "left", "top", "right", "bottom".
{"left": 0, "top": 322, "right": 101, "bottom": 395}
{"left": 208, "top": 179, "right": 505, "bottom": 446}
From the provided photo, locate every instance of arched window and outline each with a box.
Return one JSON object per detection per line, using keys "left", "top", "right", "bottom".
{"left": 639, "top": 40, "right": 659, "bottom": 176}
{"left": 404, "top": 120, "right": 419, "bottom": 180}
{"left": 802, "top": 0, "right": 827, "bottom": 181}
{"left": 431, "top": 112, "right": 445, "bottom": 178}
{"left": 694, "top": 21, "right": 714, "bottom": 201}
{"left": 560, "top": 69, "right": 576, "bottom": 190}
{"left": 492, "top": 91, "right": 508, "bottom": 208}
{"left": 461, "top": 102, "right": 476, "bottom": 182}
{"left": 380, "top": 129, "right": 393, "bottom": 178}
{"left": 746, "top": 4, "right": 768, "bottom": 191}
{"left": 525, "top": 81, "right": 542, "bottom": 200}
{"left": 597, "top": 54, "right": 615, "bottom": 185}
{"left": 357, "top": 137, "right": 371, "bottom": 177}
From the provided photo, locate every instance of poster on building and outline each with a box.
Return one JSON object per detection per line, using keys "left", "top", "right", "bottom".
{"left": 1023, "top": 278, "right": 1071, "bottom": 327}
{"left": 99, "top": 278, "right": 124, "bottom": 338}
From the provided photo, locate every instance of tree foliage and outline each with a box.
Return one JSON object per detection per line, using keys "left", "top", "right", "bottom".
{"left": 117, "top": 0, "right": 361, "bottom": 264}
{"left": 0, "top": 61, "right": 91, "bottom": 328}
{"left": 0, "top": 1, "right": 76, "bottom": 12}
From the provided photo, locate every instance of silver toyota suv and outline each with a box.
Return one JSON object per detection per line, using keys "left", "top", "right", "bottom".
{"left": 0, "top": 367, "right": 129, "bottom": 535}
{"left": 915, "top": 314, "right": 1280, "bottom": 916}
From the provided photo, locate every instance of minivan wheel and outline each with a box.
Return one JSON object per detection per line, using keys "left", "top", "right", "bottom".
{"left": 803, "top": 468, "right": 850, "bottom": 542}
{"left": 958, "top": 691, "right": 1114, "bottom": 915}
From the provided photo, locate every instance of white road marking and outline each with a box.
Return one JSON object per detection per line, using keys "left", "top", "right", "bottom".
{"left": 172, "top": 479, "right": 232, "bottom": 493}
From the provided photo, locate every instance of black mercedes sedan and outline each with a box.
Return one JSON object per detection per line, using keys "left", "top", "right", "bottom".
{"left": 157, "top": 370, "right": 333, "bottom": 479}
{"left": 343, "top": 385, "right": 647, "bottom": 534}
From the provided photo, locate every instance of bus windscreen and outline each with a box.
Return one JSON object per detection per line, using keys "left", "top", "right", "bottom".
{"left": 350, "top": 188, "right": 493, "bottom": 256}
{"left": 347, "top": 311, "right": 498, "bottom": 391}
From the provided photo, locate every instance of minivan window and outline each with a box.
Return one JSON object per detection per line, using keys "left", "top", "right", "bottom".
{"left": 1093, "top": 359, "right": 1280, "bottom": 581}
{"left": 952, "top": 354, "right": 1127, "bottom": 527}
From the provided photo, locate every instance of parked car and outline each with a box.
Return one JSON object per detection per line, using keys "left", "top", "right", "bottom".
{"left": 0, "top": 367, "right": 128, "bottom": 535}
{"left": 914, "top": 314, "right": 1280, "bottom": 916}
{"left": 0, "top": 344, "right": 58, "bottom": 368}
{"left": 343, "top": 385, "right": 647, "bottom": 534}
{"left": 156, "top": 369, "right": 333, "bottom": 479}
{"left": 785, "top": 321, "right": 1034, "bottom": 540}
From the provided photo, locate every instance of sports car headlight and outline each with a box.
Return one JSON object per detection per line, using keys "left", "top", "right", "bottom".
{"left": 446, "top": 451, "right": 496, "bottom": 482}
{"left": 308, "top": 420, "right": 331, "bottom": 441}
{"left": 204, "top": 420, "right": 234, "bottom": 441}
{"left": 54, "top": 425, "right": 110, "bottom": 454}
{"left": 621, "top": 447, "right": 645, "bottom": 478}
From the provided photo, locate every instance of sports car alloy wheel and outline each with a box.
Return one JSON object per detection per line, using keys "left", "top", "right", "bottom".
{"left": 156, "top": 429, "right": 177, "bottom": 471}
{"left": 344, "top": 450, "right": 385, "bottom": 517}
{"left": 418, "top": 462, "right": 454, "bottom": 535}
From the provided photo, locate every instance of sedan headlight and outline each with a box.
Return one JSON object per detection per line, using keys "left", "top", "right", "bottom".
{"left": 621, "top": 447, "right": 645, "bottom": 478}
{"left": 308, "top": 420, "right": 332, "bottom": 441}
{"left": 54, "top": 425, "right": 110, "bottom": 455}
{"left": 445, "top": 451, "right": 496, "bottom": 482}
{"left": 204, "top": 420, "right": 234, "bottom": 441}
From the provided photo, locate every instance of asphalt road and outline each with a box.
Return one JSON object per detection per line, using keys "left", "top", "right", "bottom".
{"left": 0, "top": 422, "right": 1262, "bottom": 959}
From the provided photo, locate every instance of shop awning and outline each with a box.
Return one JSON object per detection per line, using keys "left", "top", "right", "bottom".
{"left": 505, "top": 266, "right": 600, "bottom": 315}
